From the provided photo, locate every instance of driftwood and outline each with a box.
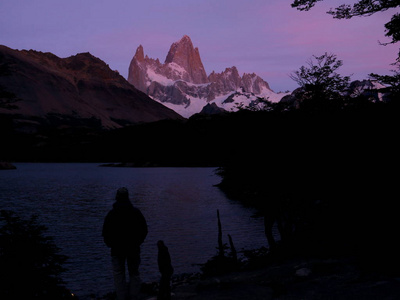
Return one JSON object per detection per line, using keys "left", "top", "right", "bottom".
{"left": 201, "top": 209, "right": 240, "bottom": 276}
{"left": 228, "top": 234, "right": 237, "bottom": 262}
{"left": 217, "top": 209, "right": 224, "bottom": 257}
{"left": 217, "top": 209, "right": 237, "bottom": 262}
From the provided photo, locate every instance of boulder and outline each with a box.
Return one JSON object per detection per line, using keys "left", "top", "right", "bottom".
{"left": 0, "top": 162, "right": 16, "bottom": 170}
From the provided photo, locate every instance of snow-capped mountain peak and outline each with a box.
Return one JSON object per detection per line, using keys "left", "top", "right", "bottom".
{"left": 128, "top": 35, "right": 288, "bottom": 117}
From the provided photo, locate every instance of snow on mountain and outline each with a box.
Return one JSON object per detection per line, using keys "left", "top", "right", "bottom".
{"left": 349, "top": 79, "right": 387, "bottom": 101}
{"left": 128, "top": 35, "right": 288, "bottom": 117}
{"left": 155, "top": 87, "right": 288, "bottom": 118}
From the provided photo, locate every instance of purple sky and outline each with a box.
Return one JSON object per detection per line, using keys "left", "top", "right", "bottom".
{"left": 1, "top": 0, "right": 399, "bottom": 92}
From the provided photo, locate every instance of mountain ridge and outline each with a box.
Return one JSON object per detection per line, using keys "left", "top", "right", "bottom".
{"left": 0, "top": 45, "right": 183, "bottom": 129}
{"left": 128, "top": 35, "right": 288, "bottom": 117}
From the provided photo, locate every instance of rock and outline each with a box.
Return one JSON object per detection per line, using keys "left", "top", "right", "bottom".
{"left": 164, "top": 35, "right": 208, "bottom": 84}
{"left": 198, "top": 103, "right": 227, "bottom": 115}
{"left": 242, "top": 72, "right": 271, "bottom": 94}
{"left": 347, "top": 79, "right": 390, "bottom": 102}
{"left": 128, "top": 35, "right": 208, "bottom": 94}
{"left": 0, "top": 162, "right": 16, "bottom": 169}
{"left": 295, "top": 267, "right": 312, "bottom": 277}
{"left": 127, "top": 35, "right": 282, "bottom": 117}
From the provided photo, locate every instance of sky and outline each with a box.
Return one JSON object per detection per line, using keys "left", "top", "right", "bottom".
{"left": 1, "top": 0, "right": 399, "bottom": 92}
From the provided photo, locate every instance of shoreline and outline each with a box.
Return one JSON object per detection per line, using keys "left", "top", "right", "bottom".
{"left": 0, "top": 161, "right": 17, "bottom": 169}
{"left": 92, "top": 247, "right": 400, "bottom": 300}
{"left": 169, "top": 255, "right": 400, "bottom": 300}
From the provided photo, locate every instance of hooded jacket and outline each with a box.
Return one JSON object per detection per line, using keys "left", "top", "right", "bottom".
{"left": 102, "top": 198, "right": 148, "bottom": 256}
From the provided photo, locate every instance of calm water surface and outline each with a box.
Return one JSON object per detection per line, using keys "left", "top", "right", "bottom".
{"left": 0, "top": 163, "right": 270, "bottom": 298}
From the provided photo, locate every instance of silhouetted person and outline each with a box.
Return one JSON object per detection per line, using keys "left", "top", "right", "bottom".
{"left": 157, "top": 240, "right": 173, "bottom": 300}
{"left": 102, "top": 187, "right": 148, "bottom": 300}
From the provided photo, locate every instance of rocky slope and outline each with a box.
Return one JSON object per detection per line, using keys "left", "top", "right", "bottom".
{"left": 128, "top": 35, "right": 288, "bottom": 117}
{"left": 0, "top": 45, "right": 182, "bottom": 129}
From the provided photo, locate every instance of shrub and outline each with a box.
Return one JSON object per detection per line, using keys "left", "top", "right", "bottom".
{"left": 0, "top": 210, "right": 73, "bottom": 299}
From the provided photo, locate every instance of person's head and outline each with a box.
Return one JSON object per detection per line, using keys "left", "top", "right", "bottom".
{"left": 157, "top": 240, "right": 165, "bottom": 248}
{"left": 115, "top": 187, "right": 129, "bottom": 202}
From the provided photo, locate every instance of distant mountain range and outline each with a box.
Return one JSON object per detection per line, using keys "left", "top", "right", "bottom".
{"left": 0, "top": 45, "right": 182, "bottom": 129}
{"left": 0, "top": 39, "right": 389, "bottom": 132}
{"left": 128, "top": 35, "right": 289, "bottom": 117}
{"left": 0, "top": 41, "right": 393, "bottom": 164}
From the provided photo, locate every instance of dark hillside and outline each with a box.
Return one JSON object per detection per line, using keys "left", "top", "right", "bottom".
{"left": 216, "top": 100, "right": 399, "bottom": 275}
{"left": 0, "top": 45, "right": 182, "bottom": 129}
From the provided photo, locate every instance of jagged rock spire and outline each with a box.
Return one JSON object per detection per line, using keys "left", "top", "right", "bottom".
{"left": 164, "top": 35, "right": 208, "bottom": 84}
{"left": 134, "top": 45, "right": 145, "bottom": 62}
{"left": 127, "top": 35, "right": 278, "bottom": 117}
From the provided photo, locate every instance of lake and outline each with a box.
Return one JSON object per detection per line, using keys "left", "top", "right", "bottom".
{"left": 0, "top": 163, "right": 271, "bottom": 298}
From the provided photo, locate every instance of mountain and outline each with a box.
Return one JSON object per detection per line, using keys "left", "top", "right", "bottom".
{"left": 279, "top": 79, "right": 391, "bottom": 109}
{"left": 164, "top": 35, "right": 208, "bottom": 84}
{"left": 0, "top": 45, "right": 183, "bottom": 129}
{"left": 128, "top": 35, "right": 288, "bottom": 118}
{"left": 348, "top": 79, "right": 389, "bottom": 101}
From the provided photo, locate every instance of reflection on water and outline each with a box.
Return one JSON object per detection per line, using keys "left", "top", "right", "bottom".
{"left": 0, "top": 163, "right": 270, "bottom": 298}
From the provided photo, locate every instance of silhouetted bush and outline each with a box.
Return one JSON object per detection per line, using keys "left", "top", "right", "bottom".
{"left": 0, "top": 210, "right": 73, "bottom": 299}
{"left": 216, "top": 99, "right": 400, "bottom": 274}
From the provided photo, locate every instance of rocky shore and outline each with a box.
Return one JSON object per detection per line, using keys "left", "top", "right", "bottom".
{"left": 170, "top": 256, "right": 400, "bottom": 300}
{"left": 116, "top": 248, "right": 400, "bottom": 300}
{"left": 0, "top": 161, "right": 16, "bottom": 169}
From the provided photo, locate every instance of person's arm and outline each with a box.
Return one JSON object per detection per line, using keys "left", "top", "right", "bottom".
{"left": 102, "top": 212, "right": 113, "bottom": 247}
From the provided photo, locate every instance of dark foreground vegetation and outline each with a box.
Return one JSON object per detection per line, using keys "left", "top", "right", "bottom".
{"left": 0, "top": 210, "right": 74, "bottom": 299}
{"left": 216, "top": 102, "right": 399, "bottom": 272}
